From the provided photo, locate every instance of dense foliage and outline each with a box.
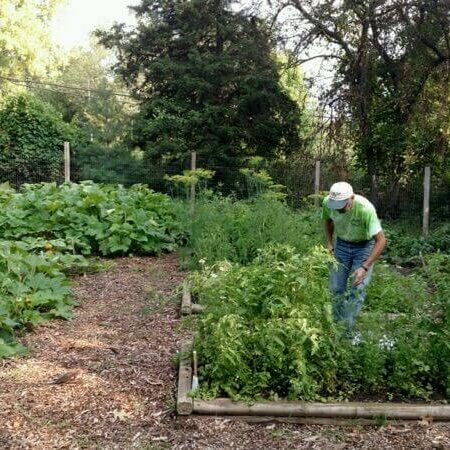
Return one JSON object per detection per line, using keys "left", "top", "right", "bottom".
{"left": 0, "top": 93, "right": 72, "bottom": 184}
{"left": 98, "top": 0, "right": 303, "bottom": 165}
{"left": 191, "top": 245, "right": 338, "bottom": 400}
{"left": 272, "top": 0, "right": 450, "bottom": 197}
{"left": 0, "top": 181, "right": 186, "bottom": 357}
{"left": 187, "top": 195, "right": 320, "bottom": 267}
{"left": 384, "top": 222, "right": 450, "bottom": 266}
{"left": 187, "top": 195, "right": 450, "bottom": 401}
{"left": 0, "top": 182, "right": 184, "bottom": 256}
{"left": 191, "top": 244, "right": 450, "bottom": 401}
{"left": 36, "top": 45, "right": 134, "bottom": 148}
{"left": 73, "top": 144, "right": 145, "bottom": 185}
{"left": 0, "top": 0, "right": 63, "bottom": 94}
{"left": 0, "top": 240, "right": 89, "bottom": 357}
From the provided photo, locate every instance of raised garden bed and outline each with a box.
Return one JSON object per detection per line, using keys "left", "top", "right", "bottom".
{"left": 180, "top": 284, "right": 203, "bottom": 315}
{"left": 176, "top": 340, "right": 450, "bottom": 425}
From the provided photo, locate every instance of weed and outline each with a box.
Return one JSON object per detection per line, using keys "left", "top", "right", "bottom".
{"left": 321, "top": 428, "right": 346, "bottom": 442}
{"left": 139, "top": 289, "right": 177, "bottom": 316}
{"left": 374, "top": 414, "right": 389, "bottom": 427}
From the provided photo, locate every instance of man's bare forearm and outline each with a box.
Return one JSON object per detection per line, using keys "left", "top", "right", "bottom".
{"left": 364, "top": 231, "right": 386, "bottom": 268}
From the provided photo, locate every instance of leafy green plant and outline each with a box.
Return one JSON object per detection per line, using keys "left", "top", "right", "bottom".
{"left": 0, "top": 182, "right": 185, "bottom": 256}
{"left": 337, "top": 255, "right": 449, "bottom": 399}
{"left": 191, "top": 241, "right": 449, "bottom": 400}
{"left": 365, "top": 263, "right": 428, "bottom": 314}
{"left": 239, "top": 168, "right": 287, "bottom": 201}
{"left": 191, "top": 244, "right": 338, "bottom": 400}
{"left": 419, "top": 253, "right": 450, "bottom": 396}
{"left": 0, "top": 181, "right": 187, "bottom": 357}
{"left": 187, "top": 195, "right": 321, "bottom": 268}
{"left": 0, "top": 240, "right": 76, "bottom": 357}
{"left": 0, "top": 93, "right": 73, "bottom": 184}
{"left": 384, "top": 222, "right": 450, "bottom": 266}
{"left": 165, "top": 168, "right": 215, "bottom": 201}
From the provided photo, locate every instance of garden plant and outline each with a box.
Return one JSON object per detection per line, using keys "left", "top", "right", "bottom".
{"left": 0, "top": 181, "right": 186, "bottom": 355}
{"left": 187, "top": 192, "right": 450, "bottom": 402}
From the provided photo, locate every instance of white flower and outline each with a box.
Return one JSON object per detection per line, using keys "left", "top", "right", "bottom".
{"left": 211, "top": 273, "right": 218, "bottom": 278}
{"left": 378, "top": 335, "right": 395, "bottom": 351}
{"left": 199, "top": 258, "right": 206, "bottom": 265}
{"left": 351, "top": 332, "right": 363, "bottom": 346}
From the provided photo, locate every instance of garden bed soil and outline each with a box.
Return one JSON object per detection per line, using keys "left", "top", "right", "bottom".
{"left": 0, "top": 253, "right": 449, "bottom": 449}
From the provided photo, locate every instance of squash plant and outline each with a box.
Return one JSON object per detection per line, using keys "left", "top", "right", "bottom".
{"left": 0, "top": 241, "right": 77, "bottom": 357}
{"left": 0, "top": 182, "right": 184, "bottom": 255}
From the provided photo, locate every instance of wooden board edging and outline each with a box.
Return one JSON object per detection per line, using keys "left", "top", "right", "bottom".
{"left": 181, "top": 285, "right": 203, "bottom": 315}
{"left": 177, "top": 340, "right": 450, "bottom": 424}
{"left": 181, "top": 284, "right": 192, "bottom": 315}
{"left": 176, "top": 339, "right": 194, "bottom": 415}
{"left": 193, "top": 398, "right": 450, "bottom": 421}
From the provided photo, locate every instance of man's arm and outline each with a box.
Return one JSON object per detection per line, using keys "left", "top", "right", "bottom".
{"left": 363, "top": 230, "right": 386, "bottom": 268}
{"left": 353, "top": 230, "right": 387, "bottom": 285}
{"left": 324, "top": 218, "right": 334, "bottom": 253}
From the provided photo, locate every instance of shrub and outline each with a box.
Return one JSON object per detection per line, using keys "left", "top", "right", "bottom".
{"left": 384, "top": 222, "right": 450, "bottom": 266}
{"left": 191, "top": 243, "right": 449, "bottom": 401}
{"left": 73, "top": 143, "right": 145, "bottom": 185}
{"left": 0, "top": 94, "right": 73, "bottom": 185}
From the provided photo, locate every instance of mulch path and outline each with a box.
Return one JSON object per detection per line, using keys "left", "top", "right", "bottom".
{"left": 0, "top": 253, "right": 449, "bottom": 449}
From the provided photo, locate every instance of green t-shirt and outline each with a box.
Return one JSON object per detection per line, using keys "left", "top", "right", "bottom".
{"left": 321, "top": 194, "right": 382, "bottom": 242}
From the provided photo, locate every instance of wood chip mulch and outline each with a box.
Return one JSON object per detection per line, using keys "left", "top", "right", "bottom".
{"left": 0, "top": 253, "right": 449, "bottom": 449}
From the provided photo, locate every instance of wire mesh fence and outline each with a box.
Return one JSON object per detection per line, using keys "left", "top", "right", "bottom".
{"left": 0, "top": 164, "right": 66, "bottom": 188}
{"left": 0, "top": 149, "right": 448, "bottom": 227}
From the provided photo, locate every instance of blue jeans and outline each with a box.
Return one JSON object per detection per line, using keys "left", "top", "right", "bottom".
{"left": 330, "top": 238, "right": 374, "bottom": 333}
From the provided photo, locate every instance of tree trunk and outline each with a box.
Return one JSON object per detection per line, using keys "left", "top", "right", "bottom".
{"left": 366, "top": 144, "right": 378, "bottom": 205}
{"left": 355, "top": 17, "right": 378, "bottom": 205}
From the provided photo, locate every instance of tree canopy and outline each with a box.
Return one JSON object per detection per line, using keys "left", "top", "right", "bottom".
{"left": 0, "top": 0, "right": 63, "bottom": 96}
{"left": 97, "top": 0, "right": 304, "bottom": 165}
{"left": 35, "top": 45, "right": 135, "bottom": 148}
{"left": 273, "top": 0, "right": 450, "bottom": 196}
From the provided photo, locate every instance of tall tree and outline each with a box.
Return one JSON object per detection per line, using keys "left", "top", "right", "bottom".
{"left": 35, "top": 45, "right": 135, "bottom": 147}
{"left": 272, "top": 0, "right": 450, "bottom": 198}
{"left": 97, "top": 0, "right": 303, "bottom": 165}
{"left": 0, "top": 0, "right": 63, "bottom": 96}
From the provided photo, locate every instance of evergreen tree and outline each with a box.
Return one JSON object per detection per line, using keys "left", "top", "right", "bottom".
{"left": 98, "top": 0, "right": 302, "bottom": 165}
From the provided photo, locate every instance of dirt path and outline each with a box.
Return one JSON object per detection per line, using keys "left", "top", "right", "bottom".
{"left": 0, "top": 254, "right": 449, "bottom": 449}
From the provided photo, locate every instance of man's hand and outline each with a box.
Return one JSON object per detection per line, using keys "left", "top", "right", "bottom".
{"left": 327, "top": 243, "right": 334, "bottom": 255}
{"left": 353, "top": 267, "right": 366, "bottom": 286}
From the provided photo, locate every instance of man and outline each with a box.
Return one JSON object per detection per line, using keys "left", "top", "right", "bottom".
{"left": 321, "top": 181, "right": 386, "bottom": 333}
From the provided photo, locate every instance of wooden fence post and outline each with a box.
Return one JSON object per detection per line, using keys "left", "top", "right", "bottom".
{"left": 423, "top": 166, "right": 431, "bottom": 235}
{"left": 64, "top": 142, "right": 70, "bottom": 182}
{"left": 190, "top": 151, "right": 197, "bottom": 214}
{"left": 314, "top": 161, "right": 321, "bottom": 207}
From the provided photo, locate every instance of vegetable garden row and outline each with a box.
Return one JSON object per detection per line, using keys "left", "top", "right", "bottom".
{"left": 0, "top": 181, "right": 449, "bottom": 406}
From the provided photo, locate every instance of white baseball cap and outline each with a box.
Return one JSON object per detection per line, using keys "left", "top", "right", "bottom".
{"left": 327, "top": 182, "right": 354, "bottom": 209}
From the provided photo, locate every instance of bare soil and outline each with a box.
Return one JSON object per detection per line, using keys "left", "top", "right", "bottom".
{"left": 0, "top": 253, "right": 449, "bottom": 449}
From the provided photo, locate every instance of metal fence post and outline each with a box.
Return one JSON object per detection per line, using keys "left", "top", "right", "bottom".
{"left": 314, "top": 161, "right": 321, "bottom": 207}
{"left": 423, "top": 166, "right": 431, "bottom": 235}
{"left": 64, "top": 142, "right": 70, "bottom": 182}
